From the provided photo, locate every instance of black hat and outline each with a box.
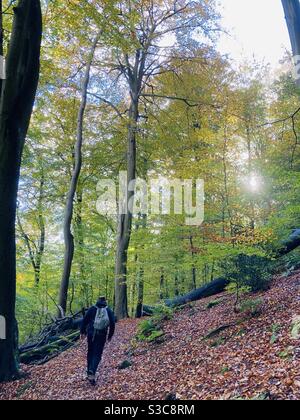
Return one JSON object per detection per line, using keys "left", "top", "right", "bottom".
{"left": 96, "top": 296, "right": 107, "bottom": 307}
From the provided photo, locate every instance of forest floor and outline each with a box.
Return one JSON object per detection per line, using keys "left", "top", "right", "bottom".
{"left": 0, "top": 271, "right": 300, "bottom": 400}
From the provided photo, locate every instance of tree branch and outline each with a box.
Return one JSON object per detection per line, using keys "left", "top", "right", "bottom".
{"left": 87, "top": 91, "right": 125, "bottom": 119}
{"left": 140, "top": 93, "right": 220, "bottom": 109}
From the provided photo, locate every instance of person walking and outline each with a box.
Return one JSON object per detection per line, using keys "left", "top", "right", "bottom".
{"left": 80, "top": 296, "right": 115, "bottom": 385}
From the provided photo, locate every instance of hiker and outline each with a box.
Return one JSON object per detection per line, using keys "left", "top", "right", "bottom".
{"left": 80, "top": 296, "right": 115, "bottom": 385}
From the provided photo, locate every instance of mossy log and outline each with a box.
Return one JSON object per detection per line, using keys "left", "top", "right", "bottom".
{"left": 142, "top": 277, "right": 229, "bottom": 315}
{"left": 277, "top": 229, "right": 300, "bottom": 256}
{"left": 165, "top": 278, "right": 229, "bottom": 307}
{"left": 19, "top": 331, "right": 80, "bottom": 364}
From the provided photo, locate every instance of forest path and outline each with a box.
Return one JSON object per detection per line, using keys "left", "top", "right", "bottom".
{"left": 1, "top": 272, "right": 300, "bottom": 400}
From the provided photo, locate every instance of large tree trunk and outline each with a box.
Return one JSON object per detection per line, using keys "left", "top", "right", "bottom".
{"left": 114, "top": 99, "right": 138, "bottom": 320}
{"left": 114, "top": 47, "right": 147, "bottom": 320}
{"left": 0, "top": 0, "right": 42, "bottom": 383}
{"left": 58, "top": 33, "right": 100, "bottom": 317}
{"left": 282, "top": 0, "right": 300, "bottom": 87}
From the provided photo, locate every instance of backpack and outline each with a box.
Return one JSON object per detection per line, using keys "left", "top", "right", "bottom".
{"left": 93, "top": 306, "right": 110, "bottom": 333}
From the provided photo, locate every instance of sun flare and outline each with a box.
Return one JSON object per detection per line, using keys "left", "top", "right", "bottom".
{"left": 248, "top": 174, "right": 262, "bottom": 193}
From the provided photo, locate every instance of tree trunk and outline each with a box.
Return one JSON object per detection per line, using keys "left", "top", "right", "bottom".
{"left": 134, "top": 213, "right": 146, "bottom": 318}
{"left": 159, "top": 268, "right": 165, "bottom": 300}
{"left": 58, "top": 33, "right": 100, "bottom": 317}
{"left": 174, "top": 272, "right": 180, "bottom": 297}
{"left": 75, "top": 183, "right": 90, "bottom": 306}
{"left": 114, "top": 98, "right": 138, "bottom": 320}
{"left": 17, "top": 169, "right": 45, "bottom": 285}
{"left": 189, "top": 235, "right": 197, "bottom": 289}
{"left": 130, "top": 279, "right": 136, "bottom": 317}
{"left": 0, "top": 0, "right": 42, "bottom": 383}
{"left": 35, "top": 169, "right": 45, "bottom": 284}
{"left": 135, "top": 265, "right": 145, "bottom": 318}
{"left": 114, "top": 47, "right": 147, "bottom": 320}
{"left": 75, "top": 184, "right": 85, "bottom": 282}
{"left": 282, "top": 0, "right": 300, "bottom": 87}
{"left": 246, "top": 125, "right": 255, "bottom": 229}
{"left": 17, "top": 214, "right": 38, "bottom": 280}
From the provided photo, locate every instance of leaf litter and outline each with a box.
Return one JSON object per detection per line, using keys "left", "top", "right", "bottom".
{"left": 0, "top": 271, "right": 299, "bottom": 400}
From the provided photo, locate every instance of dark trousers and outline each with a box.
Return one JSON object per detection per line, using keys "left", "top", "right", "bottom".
{"left": 87, "top": 333, "right": 106, "bottom": 375}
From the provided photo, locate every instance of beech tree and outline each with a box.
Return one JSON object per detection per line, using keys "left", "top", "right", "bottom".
{"left": 0, "top": 0, "right": 42, "bottom": 382}
{"left": 58, "top": 32, "right": 101, "bottom": 317}
{"left": 111, "top": 0, "right": 218, "bottom": 319}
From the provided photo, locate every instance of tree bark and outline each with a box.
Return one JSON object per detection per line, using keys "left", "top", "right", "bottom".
{"left": 282, "top": 0, "right": 300, "bottom": 87}
{"left": 114, "top": 100, "right": 139, "bottom": 319}
{"left": 58, "top": 32, "right": 100, "bottom": 317}
{"left": 0, "top": 0, "right": 42, "bottom": 383}
{"left": 114, "top": 51, "right": 145, "bottom": 320}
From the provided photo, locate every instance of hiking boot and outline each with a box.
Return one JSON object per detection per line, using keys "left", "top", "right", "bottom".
{"left": 87, "top": 374, "right": 96, "bottom": 386}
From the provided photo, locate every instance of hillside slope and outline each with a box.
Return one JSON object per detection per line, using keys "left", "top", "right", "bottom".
{"left": 0, "top": 272, "right": 300, "bottom": 400}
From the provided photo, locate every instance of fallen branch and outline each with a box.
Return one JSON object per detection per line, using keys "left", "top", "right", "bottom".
{"left": 19, "top": 311, "right": 85, "bottom": 364}
{"left": 20, "top": 331, "right": 80, "bottom": 365}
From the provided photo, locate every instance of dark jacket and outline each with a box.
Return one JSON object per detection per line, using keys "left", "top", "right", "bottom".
{"left": 80, "top": 302, "right": 115, "bottom": 340}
